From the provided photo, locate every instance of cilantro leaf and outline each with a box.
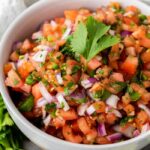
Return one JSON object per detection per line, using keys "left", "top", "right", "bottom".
{"left": 71, "top": 16, "right": 120, "bottom": 61}
{"left": 71, "top": 22, "right": 88, "bottom": 55}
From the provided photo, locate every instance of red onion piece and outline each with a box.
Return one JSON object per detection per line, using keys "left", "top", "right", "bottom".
{"left": 43, "top": 115, "right": 51, "bottom": 127}
{"left": 113, "top": 125, "right": 135, "bottom": 138}
{"left": 36, "top": 45, "right": 53, "bottom": 52}
{"left": 61, "top": 27, "right": 72, "bottom": 40}
{"left": 77, "top": 103, "right": 89, "bottom": 116}
{"left": 141, "top": 123, "right": 150, "bottom": 134}
{"left": 86, "top": 105, "right": 96, "bottom": 115}
{"left": 98, "top": 123, "right": 107, "bottom": 136}
{"left": 56, "top": 93, "right": 70, "bottom": 111}
{"left": 70, "top": 88, "right": 86, "bottom": 100}
{"left": 32, "top": 50, "right": 48, "bottom": 63}
{"left": 106, "top": 95, "right": 120, "bottom": 108}
{"left": 121, "top": 30, "right": 132, "bottom": 37}
{"left": 138, "top": 104, "right": 150, "bottom": 117}
{"left": 81, "top": 78, "right": 98, "bottom": 89}
{"left": 106, "top": 106, "right": 122, "bottom": 118}
{"left": 38, "top": 82, "right": 53, "bottom": 102}
{"left": 107, "top": 133, "right": 122, "bottom": 142}
{"left": 133, "top": 129, "right": 140, "bottom": 137}
{"left": 37, "top": 97, "right": 48, "bottom": 107}
{"left": 56, "top": 73, "right": 63, "bottom": 85}
{"left": 32, "top": 31, "right": 43, "bottom": 40}
{"left": 17, "top": 53, "right": 29, "bottom": 67}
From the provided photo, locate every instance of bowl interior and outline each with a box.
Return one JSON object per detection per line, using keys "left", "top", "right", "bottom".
{"left": 1, "top": 0, "right": 150, "bottom": 150}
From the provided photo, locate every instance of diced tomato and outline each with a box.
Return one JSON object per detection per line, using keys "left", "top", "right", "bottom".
{"left": 55, "top": 17, "right": 65, "bottom": 24}
{"left": 32, "top": 83, "right": 42, "bottom": 103}
{"left": 124, "top": 15, "right": 139, "bottom": 24}
{"left": 21, "top": 39, "right": 33, "bottom": 54}
{"left": 5, "top": 69, "right": 23, "bottom": 88}
{"left": 141, "top": 49, "right": 150, "bottom": 63}
{"left": 10, "top": 51, "right": 19, "bottom": 62}
{"left": 64, "top": 10, "right": 78, "bottom": 22}
{"left": 87, "top": 57, "right": 101, "bottom": 70}
{"left": 4, "top": 63, "right": 14, "bottom": 75}
{"left": 52, "top": 117, "right": 66, "bottom": 129}
{"left": 18, "top": 61, "right": 34, "bottom": 79}
{"left": 121, "top": 56, "right": 138, "bottom": 75}
{"left": 58, "top": 109, "right": 78, "bottom": 120}
{"left": 125, "top": 6, "right": 139, "bottom": 13}
{"left": 110, "top": 72, "right": 124, "bottom": 82}
{"left": 139, "top": 38, "right": 150, "bottom": 49}
{"left": 20, "top": 83, "right": 31, "bottom": 93}
{"left": 42, "top": 23, "right": 52, "bottom": 37}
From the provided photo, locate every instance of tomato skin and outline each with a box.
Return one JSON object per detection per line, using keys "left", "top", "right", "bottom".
{"left": 5, "top": 69, "right": 23, "bottom": 88}
{"left": 32, "top": 83, "right": 42, "bottom": 104}
{"left": 64, "top": 10, "right": 78, "bottom": 22}
{"left": 121, "top": 56, "right": 138, "bottom": 75}
{"left": 87, "top": 58, "right": 101, "bottom": 70}
{"left": 141, "top": 50, "right": 150, "bottom": 63}
{"left": 18, "top": 61, "right": 34, "bottom": 79}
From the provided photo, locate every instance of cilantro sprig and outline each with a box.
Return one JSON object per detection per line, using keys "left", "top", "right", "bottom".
{"left": 0, "top": 95, "right": 24, "bottom": 149}
{"left": 71, "top": 16, "right": 120, "bottom": 61}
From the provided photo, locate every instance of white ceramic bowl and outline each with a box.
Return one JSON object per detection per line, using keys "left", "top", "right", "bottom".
{"left": 0, "top": 0, "right": 150, "bottom": 150}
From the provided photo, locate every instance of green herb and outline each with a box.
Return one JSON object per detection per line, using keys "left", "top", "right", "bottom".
{"left": 60, "top": 102, "right": 65, "bottom": 109}
{"left": 50, "top": 110, "right": 56, "bottom": 118}
{"left": 120, "top": 116, "right": 135, "bottom": 126}
{"left": 71, "top": 65, "right": 81, "bottom": 74}
{"left": 47, "top": 36, "right": 53, "bottom": 42}
{"left": 77, "top": 98, "right": 87, "bottom": 104}
{"left": 71, "top": 16, "right": 120, "bottom": 61}
{"left": 26, "top": 72, "right": 41, "bottom": 85}
{"left": 39, "top": 62, "right": 45, "bottom": 67}
{"left": 45, "top": 103, "right": 56, "bottom": 111}
{"left": 19, "top": 95, "right": 34, "bottom": 112}
{"left": 89, "top": 70, "right": 95, "bottom": 77}
{"left": 130, "top": 22, "right": 135, "bottom": 27}
{"left": 102, "top": 57, "right": 108, "bottom": 65}
{"left": 127, "top": 85, "right": 141, "bottom": 101}
{"left": 64, "top": 82, "right": 74, "bottom": 95}
{"left": 0, "top": 95, "right": 24, "bottom": 149}
{"left": 25, "top": 74, "right": 36, "bottom": 85}
{"left": 52, "top": 63, "right": 59, "bottom": 70}
{"left": 13, "top": 79, "right": 19, "bottom": 86}
{"left": 140, "top": 72, "right": 148, "bottom": 81}
{"left": 19, "top": 55, "right": 25, "bottom": 60}
{"left": 139, "top": 14, "right": 147, "bottom": 23}
{"left": 130, "top": 92, "right": 141, "bottom": 101}
{"left": 42, "top": 79, "right": 49, "bottom": 87}
{"left": 147, "top": 33, "right": 150, "bottom": 39}
{"left": 93, "top": 89, "right": 111, "bottom": 100}
{"left": 98, "top": 70, "right": 104, "bottom": 75}
{"left": 110, "top": 81, "right": 127, "bottom": 93}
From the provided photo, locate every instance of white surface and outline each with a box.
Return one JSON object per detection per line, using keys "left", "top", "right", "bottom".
{"left": 0, "top": 0, "right": 150, "bottom": 150}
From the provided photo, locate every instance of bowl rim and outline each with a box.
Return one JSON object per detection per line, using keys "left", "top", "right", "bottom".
{"left": 0, "top": 0, "right": 150, "bottom": 148}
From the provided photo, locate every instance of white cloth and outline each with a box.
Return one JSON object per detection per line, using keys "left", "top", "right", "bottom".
{"left": 0, "top": 0, "right": 39, "bottom": 39}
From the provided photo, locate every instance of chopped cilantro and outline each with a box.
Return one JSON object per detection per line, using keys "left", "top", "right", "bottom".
{"left": 72, "top": 65, "right": 81, "bottom": 74}
{"left": 98, "top": 70, "right": 104, "bottom": 75}
{"left": 127, "top": 85, "right": 141, "bottom": 101}
{"left": 93, "top": 89, "right": 111, "bottom": 100}
{"left": 13, "top": 79, "right": 19, "bottom": 86}
{"left": 139, "top": 14, "right": 147, "bottom": 23}
{"left": 52, "top": 63, "right": 59, "bottom": 70}
{"left": 120, "top": 116, "right": 135, "bottom": 126}
{"left": 110, "top": 81, "right": 127, "bottom": 93}
{"left": 64, "top": 82, "right": 74, "bottom": 95}
{"left": 130, "top": 92, "right": 141, "bottom": 101}
{"left": 19, "top": 95, "right": 34, "bottom": 112}
{"left": 45, "top": 103, "right": 56, "bottom": 111}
